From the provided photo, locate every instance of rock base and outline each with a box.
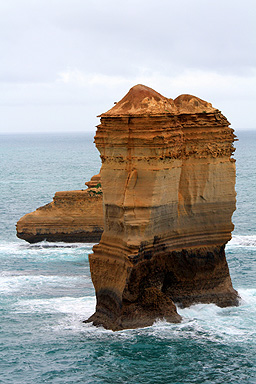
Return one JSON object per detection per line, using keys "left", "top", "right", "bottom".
{"left": 86, "top": 245, "right": 239, "bottom": 331}
{"left": 16, "top": 230, "right": 103, "bottom": 244}
{"left": 85, "top": 287, "right": 181, "bottom": 331}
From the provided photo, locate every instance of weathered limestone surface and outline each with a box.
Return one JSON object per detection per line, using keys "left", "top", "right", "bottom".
{"left": 16, "top": 174, "right": 103, "bottom": 243}
{"left": 86, "top": 84, "right": 239, "bottom": 331}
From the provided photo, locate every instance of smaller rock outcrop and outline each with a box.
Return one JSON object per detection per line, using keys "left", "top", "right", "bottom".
{"left": 16, "top": 175, "right": 104, "bottom": 243}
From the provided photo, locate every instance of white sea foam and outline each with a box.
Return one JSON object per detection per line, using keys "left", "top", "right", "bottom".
{"left": 1, "top": 237, "right": 255, "bottom": 343}
{"left": 0, "top": 240, "right": 94, "bottom": 252}
{"left": 118, "top": 288, "right": 256, "bottom": 343}
{"left": 15, "top": 295, "right": 100, "bottom": 335}
{"left": 24, "top": 240, "right": 96, "bottom": 249}
{"left": 0, "top": 240, "right": 94, "bottom": 262}
{"left": 239, "top": 287, "right": 256, "bottom": 299}
{"left": 13, "top": 288, "right": 256, "bottom": 343}
{"left": 227, "top": 235, "right": 256, "bottom": 247}
{"left": 147, "top": 288, "right": 256, "bottom": 343}
{"left": 0, "top": 274, "right": 90, "bottom": 294}
{"left": 16, "top": 295, "right": 96, "bottom": 317}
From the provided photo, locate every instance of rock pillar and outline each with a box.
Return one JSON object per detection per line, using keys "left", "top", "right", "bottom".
{"left": 87, "top": 84, "right": 238, "bottom": 330}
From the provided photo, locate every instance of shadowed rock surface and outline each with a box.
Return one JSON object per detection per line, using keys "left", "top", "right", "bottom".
{"left": 86, "top": 84, "right": 239, "bottom": 331}
{"left": 16, "top": 174, "right": 104, "bottom": 243}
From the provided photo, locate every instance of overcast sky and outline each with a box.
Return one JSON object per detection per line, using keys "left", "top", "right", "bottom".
{"left": 0, "top": 0, "right": 255, "bottom": 134}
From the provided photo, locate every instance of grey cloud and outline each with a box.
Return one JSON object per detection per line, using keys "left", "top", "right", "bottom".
{"left": 1, "top": 0, "right": 255, "bottom": 80}
{"left": 0, "top": 0, "right": 255, "bottom": 132}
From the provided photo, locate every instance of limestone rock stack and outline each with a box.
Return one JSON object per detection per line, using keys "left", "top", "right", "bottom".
{"left": 16, "top": 175, "right": 104, "bottom": 243}
{"left": 87, "top": 84, "right": 239, "bottom": 330}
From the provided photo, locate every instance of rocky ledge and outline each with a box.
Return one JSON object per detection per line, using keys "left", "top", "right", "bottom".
{"left": 16, "top": 174, "right": 104, "bottom": 243}
{"left": 85, "top": 84, "right": 239, "bottom": 331}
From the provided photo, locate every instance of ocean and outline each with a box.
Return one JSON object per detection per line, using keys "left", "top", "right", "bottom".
{"left": 0, "top": 131, "right": 255, "bottom": 384}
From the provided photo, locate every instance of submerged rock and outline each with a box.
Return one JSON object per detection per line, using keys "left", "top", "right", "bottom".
{"left": 86, "top": 84, "right": 239, "bottom": 331}
{"left": 16, "top": 175, "right": 104, "bottom": 243}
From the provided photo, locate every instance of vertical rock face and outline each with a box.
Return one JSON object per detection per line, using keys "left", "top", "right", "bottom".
{"left": 87, "top": 84, "right": 239, "bottom": 331}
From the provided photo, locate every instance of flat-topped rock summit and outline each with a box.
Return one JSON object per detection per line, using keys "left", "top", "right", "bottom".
{"left": 86, "top": 84, "right": 239, "bottom": 331}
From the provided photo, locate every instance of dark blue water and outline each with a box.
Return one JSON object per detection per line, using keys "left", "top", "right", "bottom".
{"left": 0, "top": 131, "right": 255, "bottom": 383}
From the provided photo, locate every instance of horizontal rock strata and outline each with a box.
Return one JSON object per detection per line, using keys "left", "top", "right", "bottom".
{"left": 86, "top": 84, "right": 239, "bottom": 331}
{"left": 16, "top": 175, "right": 103, "bottom": 243}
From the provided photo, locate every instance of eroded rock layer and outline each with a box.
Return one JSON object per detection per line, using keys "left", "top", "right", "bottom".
{"left": 16, "top": 175, "right": 103, "bottom": 243}
{"left": 87, "top": 84, "right": 239, "bottom": 331}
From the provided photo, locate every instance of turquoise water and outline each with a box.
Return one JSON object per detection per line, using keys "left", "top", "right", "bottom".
{"left": 0, "top": 132, "right": 255, "bottom": 383}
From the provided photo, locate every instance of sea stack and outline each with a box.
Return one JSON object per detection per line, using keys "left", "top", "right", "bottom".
{"left": 16, "top": 174, "right": 104, "bottom": 243}
{"left": 86, "top": 84, "right": 239, "bottom": 331}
